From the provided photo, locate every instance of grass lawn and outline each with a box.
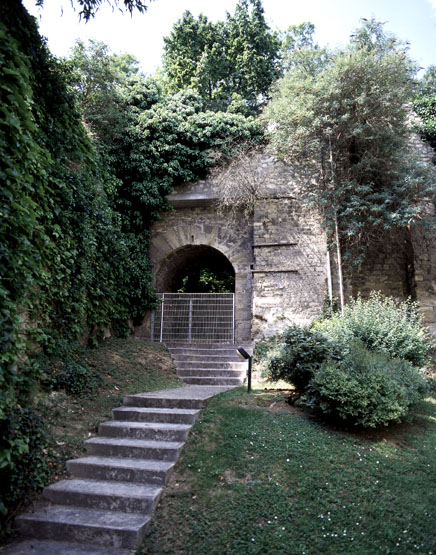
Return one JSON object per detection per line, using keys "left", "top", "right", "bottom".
{"left": 140, "top": 387, "right": 436, "bottom": 555}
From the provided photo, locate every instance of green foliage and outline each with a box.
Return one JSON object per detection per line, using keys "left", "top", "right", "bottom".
{"left": 35, "top": 0, "right": 150, "bottom": 21}
{"left": 265, "top": 18, "right": 436, "bottom": 264}
{"left": 67, "top": 40, "right": 140, "bottom": 145}
{"left": 0, "top": 20, "right": 48, "bottom": 418}
{"left": 162, "top": 0, "right": 281, "bottom": 113}
{"left": 265, "top": 325, "right": 340, "bottom": 390}
{"left": 68, "top": 44, "right": 264, "bottom": 232}
{"left": 413, "top": 65, "right": 436, "bottom": 151}
{"left": 177, "top": 268, "right": 234, "bottom": 293}
{"left": 279, "top": 22, "right": 318, "bottom": 71}
{"left": 314, "top": 292, "right": 431, "bottom": 368}
{"left": 0, "top": 407, "right": 50, "bottom": 526}
{"left": 267, "top": 294, "right": 431, "bottom": 428}
{"left": 52, "top": 361, "right": 100, "bottom": 397}
{"left": 0, "top": 3, "right": 160, "bottom": 520}
{"left": 309, "top": 341, "right": 429, "bottom": 427}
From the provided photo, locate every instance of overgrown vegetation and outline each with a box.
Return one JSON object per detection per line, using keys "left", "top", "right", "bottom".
{"left": 314, "top": 292, "right": 431, "bottom": 367}
{"left": 162, "top": 0, "right": 281, "bottom": 113}
{"left": 0, "top": 339, "right": 181, "bottom": 534}
{"left": 414, "top": 65, "right": 436, "bottom": 151}
{"left": 0, "top": 0, "right": 263, "bottom": 521}
{"left": 263, "top": 295, "right": 431, "bottom": 428}
{"left": 264, "top": 19, "right": 436, "bottom": 265}
{"left": 140, "top": 387, "right": 436, "bottom": 554}
{"left": 3, "top": 0, "right": 436, "bottom": 532}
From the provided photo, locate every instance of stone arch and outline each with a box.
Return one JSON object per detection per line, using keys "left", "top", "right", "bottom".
{"left": 147, "top": 212, "right": 254, "bottom": 342}
{"left": 154, "top": 244, "right": 235, "bottom": 293}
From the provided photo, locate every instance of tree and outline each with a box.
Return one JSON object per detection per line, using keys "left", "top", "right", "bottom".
{"left": 34, "top": 0, "right": 151, "bottom": 21}
{"left": 162, "top": 11, "right": 226, "bottom": 103}
{"left": 67, "top": 39, "right": 142, "bottom": 145}
{"left": 413, "top": 65, "right": 436, "bottom": 151}
{"left": 67, "top": 41, "right": 264, "bottom": 232}
{"left": 224, "top": 0, "right": 281, "bottom": 111}
{"left": 162, "top": 0, "right": 280, "bottom": 113}
{"left": 265, "top": 19, "right": 435, "bottom": 267}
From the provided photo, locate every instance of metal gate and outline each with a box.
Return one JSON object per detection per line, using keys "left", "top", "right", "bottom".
{"left": 151, "top": 293, "right": 234, "bottom": 344}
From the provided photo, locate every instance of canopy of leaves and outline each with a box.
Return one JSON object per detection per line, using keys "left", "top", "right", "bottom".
{"left": 68, "top": 41, "right": 264, "bottom": 232}
{"left": 413, "top": 65, "right": 436, "bottom": 151}
{"left": 162, "top": 0, "right": 281, "bottom": 113}
{"left": 264, "top": 19, "right": 436, "bottom": 264}
{"left": 34, "top": 0, "right": 151, "bottom": 21}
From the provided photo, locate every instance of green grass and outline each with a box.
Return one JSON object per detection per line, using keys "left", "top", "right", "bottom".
{"left": 140, "top": 387, "right": 436, "bottom": 555}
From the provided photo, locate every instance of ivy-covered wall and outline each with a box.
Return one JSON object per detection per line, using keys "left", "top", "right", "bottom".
{"left": 0, "top": 1, "right": 265, "bottom": 523}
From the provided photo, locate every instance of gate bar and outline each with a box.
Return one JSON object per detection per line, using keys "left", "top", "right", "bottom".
{"left": 159, "top": 293, "right": 164, "bottom": 343}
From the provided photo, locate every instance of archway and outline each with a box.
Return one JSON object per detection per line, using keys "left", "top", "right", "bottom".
{"left": 155, "top": 245, "right": 235, "bottom": 293}
{"left": 152, "top": 246, "right": 236, "bottom": 343}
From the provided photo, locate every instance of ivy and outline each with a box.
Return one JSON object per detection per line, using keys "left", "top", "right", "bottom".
{"left": 0, "top": 5, "right": 264, "bottom": 523}
{"left": 0, "top": 5, "right": 159, "bottom": 520}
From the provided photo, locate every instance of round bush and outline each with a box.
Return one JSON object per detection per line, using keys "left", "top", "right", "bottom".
{"left": 309, "top": 341, "right": 429, "bottom": 427}
{"left": 314, "top": 292, "right": 431, "bottom": 367}
{"left": 265, "top": 325, "right": 341, "bottom": 391}
{"left": 53, "top": 361, "right": 99, "bottom": 397}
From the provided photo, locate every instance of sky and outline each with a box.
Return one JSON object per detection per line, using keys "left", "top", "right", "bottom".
{"left": 23, "top": 0, "right": 436, "bottom": 75}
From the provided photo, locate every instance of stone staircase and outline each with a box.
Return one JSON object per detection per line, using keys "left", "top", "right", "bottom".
{"left": 10, "top": 344, "right": 249, "bottom": 554}
{"left": 167, "top": 343, "right": 248, "bottom": 387}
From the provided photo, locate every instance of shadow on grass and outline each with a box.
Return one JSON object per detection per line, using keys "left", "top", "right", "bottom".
{"left": 140, "top": 388, "right": 436, "bottom": 555}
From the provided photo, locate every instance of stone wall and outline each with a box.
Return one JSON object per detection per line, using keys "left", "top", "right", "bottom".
{"left": 411, "top": 222, "right": 436, "bottom": 336}
{"left": 142, "top": 146, "right": 436, "bottom": 343}
{"left": 146, "top": 205, "right": 254, "bottom": 343}
{"left": 341, "top": 230, "right": 415, "bottom": 301}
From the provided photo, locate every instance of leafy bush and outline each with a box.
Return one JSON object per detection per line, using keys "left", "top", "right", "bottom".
{"left": 52, "top": 361, "right": 100, "bottom": 397}
{"left": 314, "top": 293, "right": 431, "bottom": 367}
{"left": 0, "top": 408, "right": 50, "bottom": 526}
{"left": 308, "top": 341, "right": 429, "bottom": 427}
{"left": 264, "top": 325, "right": 341, "bottom": 390}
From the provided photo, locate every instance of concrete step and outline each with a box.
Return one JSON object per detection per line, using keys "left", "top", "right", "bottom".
{"left": 15, "top": 505, "right": 150, "bottom": 549}
{"left": 98, "top": 421, "right": 191, "bottom": 442}
{"left": 67, "top": 456, "right": 174, "bottom": 485}
{"left": 123, "top": 394, "right": 204, "bottom": 410}
{"left": 167, "top": 349, "right": 244, "bottom": 358}
{"left": 85, "top": 437, "right": 184, "bottom": 461}
{"left": 166, "top": 343, "right": 251, "bottom": 351}
{"left": 166, "top": 343, "right": 240, "bottom": 348}
{"left": 112, "top": 406, "right": 200, "bottom": 424}
{"left": 175, "top": 361, "right": 246, "bottom": 369}
{"left": 181, "top": 376, "right": 243, "bottom": 386}
{"left": 177, "top": 368, "right": 245, "bottom": 378}
{"left": 44, "top": 479, "right": 162, "bottom": 514}
{"left": 170, "top": 354, "right": 243, "bottom": 362}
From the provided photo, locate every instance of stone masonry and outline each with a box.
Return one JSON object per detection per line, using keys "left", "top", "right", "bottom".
{"left": 142, "top": 148, "right": 436, "bottom": 342}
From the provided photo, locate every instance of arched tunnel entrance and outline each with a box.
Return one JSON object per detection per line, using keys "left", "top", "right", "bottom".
{"left": 155, "top": 245, "right": 235, "bottom": 293}
{"left": 152, "top": 246, "right": 237, "bottom": 343}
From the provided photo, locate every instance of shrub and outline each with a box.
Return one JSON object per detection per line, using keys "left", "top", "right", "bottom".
{"left": 264, "top": 325, "right": 341, "bottom": 391}
{"left": 308, "top": 341, "right": 429, "bottom": 428}
{"left": 314, "top": 292, "right": 431, "bottom": 367}
{"left": 52, "top": 361, "right": 100, "bottom": 397}
{"left": 0, "top": 408, "right": 50, "bottom": 526}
